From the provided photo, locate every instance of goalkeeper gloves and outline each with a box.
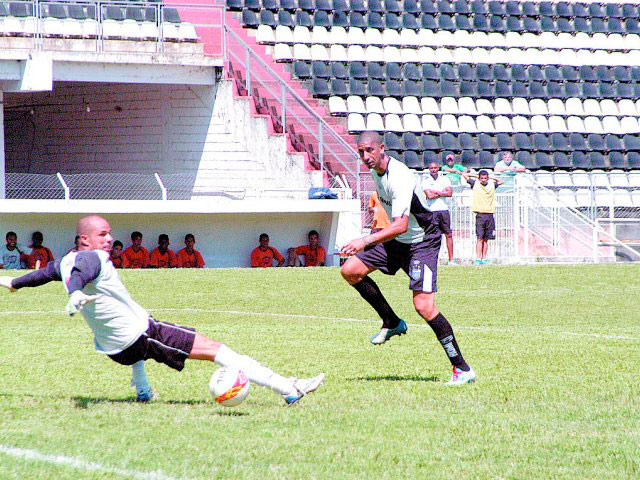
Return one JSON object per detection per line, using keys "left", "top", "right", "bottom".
{"left": 66, "top": 290, "right": 100, "bottom": 316}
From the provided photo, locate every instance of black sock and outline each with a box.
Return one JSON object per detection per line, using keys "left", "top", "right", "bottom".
{"left": 351, "top": 276, "right": 401, "bottom": 329}
{"left": 427, "top": 312, "right": 469, "bottom": 371}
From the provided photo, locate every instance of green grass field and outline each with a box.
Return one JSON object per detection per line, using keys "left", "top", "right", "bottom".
{"left": 0, "top": 265, "right": 638, "bottom": 479}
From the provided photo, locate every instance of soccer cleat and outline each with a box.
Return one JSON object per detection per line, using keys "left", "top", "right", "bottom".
{"left": 136, "top": 389, "right": 157, "bottom": 403}
{"left": 448, "top": 259, "right": 458, "bottom": 266}
{"left": 370, "top": 320, "right": 408, "bottom": 345}
{"left": 446, "top": 366, "right": 476, "bottom": 386}
{"left": 282, "top": 373, "right": 325, "bottom": 405}
{"left": 474, "top": 259, "right": 482, "bottom": 265}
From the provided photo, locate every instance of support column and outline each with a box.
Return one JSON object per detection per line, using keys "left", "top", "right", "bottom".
{"left": 0, "top": 90, "right": 5, "bottom": 199}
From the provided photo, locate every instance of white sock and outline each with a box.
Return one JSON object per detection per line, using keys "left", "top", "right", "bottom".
{"left": 215, "top": 344, "right": 295, "bottom": 396}
{"left": 131, "top": 360, "right": 151, "bottom": 394}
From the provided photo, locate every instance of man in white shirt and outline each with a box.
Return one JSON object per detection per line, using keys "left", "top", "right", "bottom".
{"left": 0, "top": 215, "right": 324, "bottom": 405}
{"left": 494, "top": 151, "right": 526, "bottom": 175}
{"left": 339, "top": 131, "right": 476, "bottom": 386}
{"left": 422, "top": 162, "right": 456, "bottom": 265}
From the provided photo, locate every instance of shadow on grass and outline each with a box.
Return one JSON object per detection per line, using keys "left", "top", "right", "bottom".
{"left": 214, "top": 410, "right": 249, "bottom": 417}
{"left": 350, "top": 375, "right": 440, "bottom": 382}
{"left": 72, "top": 396, "right": 211, "bottom": 409}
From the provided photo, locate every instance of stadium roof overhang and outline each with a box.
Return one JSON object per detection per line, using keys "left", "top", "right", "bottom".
{"left": 0, "top": 51, "right": 222, "bottom": 92}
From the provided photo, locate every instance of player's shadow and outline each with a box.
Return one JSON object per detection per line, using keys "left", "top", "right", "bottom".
{"left": 72, "top": 396, "right": 211, "bottom": 409}
{"left": 351, "top": 375, "right": 440, "bottom": 382}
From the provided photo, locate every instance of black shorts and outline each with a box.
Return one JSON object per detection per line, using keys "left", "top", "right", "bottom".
{"left": 108, "top": 317, "right": 196, "bottom": 371}
{"left": 475, "top": 213, "right": 496, "bottom": 240}
{"left": 355, "top": 238, "right": 440, "bottom": 292}
{"left": 432, "top": 210, "right": 452, "bottom": 235}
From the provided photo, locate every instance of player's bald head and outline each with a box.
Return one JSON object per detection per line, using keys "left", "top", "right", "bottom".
{"left": 357, "top": 131, "right": 382, "bottom": 147}
{"left": 77, "top": 215, "right": 110, "bottom": 237}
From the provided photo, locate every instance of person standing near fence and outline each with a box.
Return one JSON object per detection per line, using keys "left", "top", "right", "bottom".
{"left": 422, "top": 162, "right": 456, "bottom": 266}
{"left": 462, "top": 170, "right": 504, "bottom": 265}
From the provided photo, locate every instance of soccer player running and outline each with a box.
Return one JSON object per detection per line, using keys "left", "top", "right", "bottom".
{"left": 340, "top": 131, "right": 475, "bottom": 385}
{"left": 0, "top": 215, "right": 324, "bottom": 405}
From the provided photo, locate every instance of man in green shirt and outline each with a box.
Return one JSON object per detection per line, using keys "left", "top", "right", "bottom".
{"left": 440, "top": 154, "right": 467, "bottom": 185}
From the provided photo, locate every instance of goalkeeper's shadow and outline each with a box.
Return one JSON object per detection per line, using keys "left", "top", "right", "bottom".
{"left": 350, "top": 375, "right": 440, "bottom": 382}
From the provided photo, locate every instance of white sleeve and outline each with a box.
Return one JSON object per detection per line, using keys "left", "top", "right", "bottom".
{"left": 442, "top": 176, "right": 452, "bottom": 189}
{"left": 390, "top": 169, "right": 414, "bottom": 219}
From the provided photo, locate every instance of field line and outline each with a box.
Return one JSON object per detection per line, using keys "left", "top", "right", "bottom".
{"left": 0, "top": 308, "right": 637, "bottom": 342}
{"left": 0, "top": 444, "right": 184, "bottom": 480}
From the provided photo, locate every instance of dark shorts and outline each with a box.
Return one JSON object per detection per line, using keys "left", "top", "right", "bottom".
{"left": 108, "top": 317, "right": 196, "bottom": 371}
{"left": 355, "top": 238, "right": 440, "bottom": 292}
{"left": 432, "top": 210, "right": 452, "bottom": 235}
{"left": 475, "top": 213, "right": 496, "bottom": 240}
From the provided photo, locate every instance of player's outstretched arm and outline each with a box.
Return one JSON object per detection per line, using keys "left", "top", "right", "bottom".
{"left": 1, "top": 261, "right": 61, "bottom": 292}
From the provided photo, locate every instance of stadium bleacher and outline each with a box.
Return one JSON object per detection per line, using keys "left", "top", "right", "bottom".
{"left": 226, "top": 0, "right": 640, "bottom": 171}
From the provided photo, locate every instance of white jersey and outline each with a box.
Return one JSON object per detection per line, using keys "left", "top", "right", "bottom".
{"left": 421, "top": 173, "right": 452, "bottom": 212}
{"left": 60, "top": 250, "right": 149, "bottom": 355}
{"left": 370, "top": 156, "right": 435, "bottom": 244}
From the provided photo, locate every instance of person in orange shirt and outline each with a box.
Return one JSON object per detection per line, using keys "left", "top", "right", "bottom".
{"left": 251, "top": 233, "right": 284, "bottom": 268}
{"left": 150, "top": 234, "right": 177, "bottom": 268}
{"left": 27, "top": 231, "right": 54, "bottom": 270}
{"left": 122, "top": 231, "right": 150, "bottom": 269}
{"left": 287, "top": 230, "right": 326, "bottom": 267}
{"left": 368, "top": 191, "right": 391, "bottom": 233}
{"left": 110, "top": 240, "right": 124, "bottom": 268}
{"left": 176, "top": 233, "right": 205, "bottom": 268}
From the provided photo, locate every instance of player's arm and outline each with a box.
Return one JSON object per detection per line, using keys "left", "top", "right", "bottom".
{"left": 494, "top": 177, "right": 505, "bottom": 187}
{"left": 64, "top": 252, "right": 103, "bottom": 316}
{"left": 196, "top": 251, "right": 205, "bottom": 268}
{"left": 439, "top": 185, "right": 453, "bottom": 197}
{"left": 341, "top": 215, "right": 409, "bottom": 256}
{"left": 424, "top": 189, "right": 440, "bottom": 200}
{"left": 0, "top": 259, "right": 62, "bottom": 292}
{"left": 461, "top": 171, "right": 475, "bottom": 184}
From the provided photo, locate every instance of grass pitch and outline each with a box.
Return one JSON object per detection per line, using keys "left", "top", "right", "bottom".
{"left": 0, "top": 264, "right": 638, "bottom": 479}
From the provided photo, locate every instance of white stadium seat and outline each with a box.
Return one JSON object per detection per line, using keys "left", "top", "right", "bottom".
{"left": 402, "top": 96, "right": 422, "bottom": 115}
{"left": 609, "top": 172, "right": 629, "bottom": 188}
{"left": 366, "top": 45, "right": 384, "bottom": 62}
{"left": 476, "top": 115, "right": 495, "bottom": 133}
{"left": 600, "top": 99, "right": 619, "bottom": 116}
{"left": 292, "top": 43, "right": 311, "bottom": 61}
{"left": 548, "top": 116, "right": 568, "bottom": 133}
{"left": 347, "top": 113, "right": 365, "bottom": 132}
{"left": 535, "top": 172, "right": 554, "bottom": 187}
{"left": 310, "top": 44, "right": 329, "bottom": 61}
{"left": 475, "top": 99, "right": 494, "bottom": 115}
{"left": 440, "top": 97, "right": 459, "bottom": 114}
{"left": 347, "top": 45, "right": 366, "bottom": 62}
{"left": 494, "top": 116, "right": 513, "bottom": 133}
{"left": 273, "top": 25, "right": 292, "bottom": 44}
{"left": 583, "top": 99, "right": 602, "bottom": 116}
{"left": 602, "top": 116, "right": 623, "bottom": 134}
{"left": 553, "top": 172, "right": 573, "bottom": 188}
{"left": 621, "top": 117, "right": 640, "bottom": 134}
{"left": 345, "top": 27, "right": 364, "bottom": 45}
{"left": 311, "top": 26, "right": 329, "bottom": 44}
{"left": 293, "top": 26, "right": 311, "bottom": 44}
{"left": 102, "top": 19, "right": 121, "bottom": 39}
{"left": 440, "top": 114, "right": 459, "bottom": 132}
{"left": 366, "top": 113, "right": 385, "bottom": 131}
{"left": 363, "top": 28, "right": 382, "bottom": 46}
{"left": 567, "top": 116, "right": 587, "bottom": 133}
{"left": 458, "top": 115, "right": 478, "bottom": 133}
{"left": 631, "top": 190, "right": 640, "bottom": 207}
{"left": 421, "top": 114, "right": 441, "bottom": 132}
{"left": 382, "top": 29, "right": 402, "bottom": 46}
{"left": 328, "top": 96, "right": 347, "bottom": 115}
{"left": 420, "top": 98, "right": 439, "bottom": 114}
{"left": 531, "top": 115, "right": 550, "bottom": 133}
{"left": 494, "top": 98, "right": 513, "bottom": 115}
{"left": 364, "top": 96, "right": 384, "bottom": 114}
{"left": 273, "top": 44, "right": 294, "bottom": 62}
{"left": 329, "top": 26, "right": 347, "bottom": 45}
{"left": 512, "top": 116, "right": 531, "bottom": 132}
{"left": 403, "top": 114, "right": 423, "bottom": 132}
{"left": 179, "top": 23, "right": 198, "bottom": 42}
{"left": 382, "top": 97, "right": 402, "bottom": 115}
{"left": 511, "top": 97, "right": 530, "bottom": 115}
{"left": 529, "top": 99, "right": 548, "bottom": 115}
{"left": 458, "top": 97, "right": 477, "bottom": 115}
{"left": 121, "top": 19, "right": 143, "bottom": 40}
{"left": 584, "top": 116, "right": 604, "bottom": 134}
{"left": 329, "top": 44, "right": 347, "bottom": 61}
{"left": 618, "top": 100, "right": 637, "bottom": 117}
{"left": 384, "top": 114, "right": 404, "bottom": 132}
{"left": 566, "top": 98, "right": 585, "bottom": 116}
{"left": 347, "top": 96, "right": 367, "bottom": 114}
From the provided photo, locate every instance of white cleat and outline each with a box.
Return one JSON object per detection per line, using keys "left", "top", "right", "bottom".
{"left": 282, "top": 373, "right": 325, "bottom": 405}
{"left": 446, "top": 366, "right": 476, "bottom": 386}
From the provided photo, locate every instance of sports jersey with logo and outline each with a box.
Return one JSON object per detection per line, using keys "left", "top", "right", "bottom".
{"left": 122, "top": 246, "right": 150, "bottom": 268}
{"left": 176, "top": 248, "right": 205, "bottom": 268}
{"left": 251, "top": 246, "right": 284, "bottom": 268}
{"left": 150, "top": 248, "right": 177, "bottom": 268}
{"left": 294, "top": 245, "right": 326, "bottom": 266}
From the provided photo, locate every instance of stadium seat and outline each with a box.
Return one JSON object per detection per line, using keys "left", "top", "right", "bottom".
{"left": 422, "top": 134, "right": 440, "bottom": 150}
{"left": 478, "top": 133, "right": 498, "bottom": 150}
{"left": 629, "top": 153, "right": 640, "bottom": 169}
{"left": 552, "top": 152, "right": 571, "bottom": 170}
{"left": 609, "top": 152, "right": 627, "bottom": 170}
{"left": 571, "top": 151, "right": 589, "bottom": 169}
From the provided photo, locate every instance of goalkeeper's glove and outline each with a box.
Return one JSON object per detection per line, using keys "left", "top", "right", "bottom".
{"left": 66, "top": 290, "right": 100, "bottom": 316}
{"left": 0, "top": 276, "right": 16, "bottom": 293}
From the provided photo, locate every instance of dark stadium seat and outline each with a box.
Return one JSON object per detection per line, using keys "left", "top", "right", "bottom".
{"left": 349, "top": 62, "right": 367, "bottom": 79}
{"left": 454, "top": 0, "right": 470, "bottom": 14}
{"left": 608, "top": 18, "right": 625, "bottom": 34}
{"left": 510, "top": 64, "right": 526, "bottom": 81}
{"left": 568, "top": 2, "right": 585, "bottom": 17}
{"left": 506, "top": 16, "right": 524, "bottom": 33}
{"left": 552, "top": 152, "right": 571, "bottom": 170}
{"left": 551, "top": 134, "right": 570, "bottom": 152}
{"left": 460, "top": 81, "right": 478, "bottom": 97}
{"left": 532, "top": 152, "right": 551, "bottom": 169}
{"left": 628, "top": 152, "right": 640, "bottom": 169}
{"left": 331, "top": 79, "right": 349, "bottom": 96}
{"left": 591, "top": 18, "right": 607, "bottom": 34}
{"left": 422, "top": 134, "right": 440, "bottom": 150}
{"left": 571, "top": 151, "right": 590, "bottom": 169}
{"left": 262, "top": 0, "right": 279, "bottom": 12}
{"left": 368, "top": 0, "right": 385, "bottom": 12}
{"left": 438, "top": 13, "right": 456, "bottom": 31}
{"left": 404, "top": 0, "right": 421, "bottom": 13}
{"left": 470, "top": 0, "right": 488, "bottom": 14}
{"left": 514, "top": 133, "right": 532, "bottom": 150}
{"left": 423, "top": 151, "right": 438, "bottom": 165}
{"left": 579, "top": 66, "right": 596, "bottom": 82}
{"left": 606, "top": 135, "right": 624, "bottom": 152}
{"left": 556, "top": 18, "right": 574, "bottom": 33}
{"left": 385, "top": 12, "right": 402, "bottom": 30}
{"left": 530, "top": 81, "right": 545, "bottom": 98}
{"left": 496, "top": 133, "right": 514, "bottom": 150}
{"left": 587, "top": 134, "right": 605, "bottom": 152}
{"left": 437, "top": 0, "right": 454, "bottom": 13}
{"left": 473, "top": 14, "right": 489, "bottom": 32}
{"left": 461, "top": 151, "right": 480, "bottom": 169}
{"left": 312, "top": 61, "right": 331, "bottom": 78}
{"left": 316, "top": 0, "right": 333, "bottom": 10}
{"left": 493, "top": 64, "right": 510, "bottom": 82}
{"left": 403, "top": 132, "right": 421, "bottom": 151}
{"left": 441, "top": 133, "right": 461, "bottom": 151}
{"left": 367, "top": 79, "right": 386, "bottom": 96}
{"left": 312, "top": 78, "right": 331, "bottom": 96}
{"left": 280, "top": 0, "right": 297, "bottom": 11}
{"left": 333, "top": 0, "right": 349, "bottom": 11}
{"left": 298, "top": 0, "right": 315, "bottom": 10}
{"left": 476, "top": 63, "right": 492, "bottom": 81}
{"left": 589, "top": 3, "right": 605, "bottom": 18}
{"left": 403, "top": 80, "right": 422, "bottom": 96}
{"left": 259, "top": 9, "right": 277, "bottom": 26}
{"left": 622, "top": 4, "right": 640, "bottom": 19}
{"left": 402, "top": 13, "right": 419, "bottom": 29}
{"left": 523, "top": 17, "right": 541, "bottom": 33}
{"left": 350, "top": 0, "right": 368, "bottom": 12}
{"left": 422, "top": 80, "right": 440, "bottom": 97}
{"left": 384, "top": 80, "right": 403, "bottom": 97}
{"left": 441, "top": 80, "right": 459, "bottom": 97}
{"left": 349, "top": 11, "right": 367, "bottom": 28}
{"left": 489, "top": 15, "right": 506, "bottom": 33}
{"left": 294, "top": 61, "right": 311, "bottom": 79}
{"left": 226, "top": 0, "right": 243, "bottom": 10}
{"left": 105, "top": 5, "right": 125, "bottom": 21}
{"left": 330, "top": 10, "right": 347, "bottom": 27}
{"left": 422, "top": 64, "right": 438, "bottom": 80}
{"left": 0, "top": 3, "right": 10, "bottom": 16}
{"left": 506, "top": 0, "right": 521, "bottom": 15}
{"left": 45, "top": 4, "right": 67, "bottom": 19}
{"left": 516, "top": 151, "right": 533, "bottom": 169}
{"left": 296, "top": 11, "right": 314, "bottom": 26}
{"left": 478, "top": 151, "right": 495, "bottom": 168}
{"left": 479, "top": 133, "right": 499, "bottom": 150}
{"left": 386, "top": 0, "right": 403, "bottom": 13}
{"left": 495, "top": 81, "right": 512, "bottom": 97}
{"left": 477, "top": 81, "right": 494, "bottom": 98}
{"left": 421, "top": 0, "right": 437, "bottom": 14}
{"left": 349, "top": 79, "right": 366, "bottom": 96}
{"left": 614, "top": 66, "right": 631, "bottom": 83}
{"left": 533, "top": 134, "right": 551, "bottom": 151}
{"left": 488, "top": 0, "right": 505, "bottom": 15}
{"left": 608, "top": 152, "right": 627, "bottom": 170}
{"left": 596, "top": 66, "right": 612, "bottom": 83}
{"left": 511, "top": 81, "right": 528, "bottom": 97}
{"left": 574, "top": 17, "right": 591, "bottom": 33}
{"left": 125, "top": 7, "right": 145, "bottom": 22}
{"left": 455, "top": 15, "right": 472, "bottom": 30}
{"left": 539, "top": 1, "right": 554, "bottom": 17}
{"left": 332, "top": 62, "right": 349, "bottom": 79}
{"left": 528, "top": 65, "right": 544, "bottom": 82}
{"left": 368, "top": 62, "right": 386, "bottom": 80}
{"left": 581, "top": 83, "right": 599, "bottom": 99}
{"left": 599, "top": 83, "right": 615, "bottom": 99}
{"left": 561, "top": 66, "right": 579, "bottom": 81}
{"left": 458, "top": 64, "right": 475, "bottom": 81}
{"left": 403, "top": 151, "right": 425, "bottom": 170}
{"left": 540, "top": 16, "right": 557, "bottom": 32}
{"left": 278, "top": 10, "right": 295, "bottom": 27}
{"left": 314, "top": 11, "right": 331, "bottom": 27}
{"left": 9, "top": 2, "right": 32, "bottom": 17}
{"left": 368, "top": 12, "right": 385, "bottom": 29}
{"left": 404, "top": 63, "right": 421, "bottom": 81}
{"left": 522, "top": 2, "right": 537, "bottom": 16}
{"left": 459, "top": 133, "right": 478, "bottom": 150}
{"left": 69, "top": 4, "right": 88, "bottom": 20}
{"left": 569, "top": 133, "right": 588, "bottom": 151}
{"left": 543, "top": 65, "right": 561, "bottom": 82}
{"left": 438, "top": 64, "right": 456, "bottom": 81}
{"left": 588, "top": 152, "right": 607, "bottom": 169}
{"left": 546, "top": 81, "right": 563, "bottom": 98}
{"left": 623, "top": 134, "right": 640, "bottom": 151}
{"left": 625, "top": 19, "right": 640, "bottom": 34}
{"left": 616, "top": 83, "right": 634, "bottom": 99}
{"left": 384, "top": 132, "right": 403, "bottom": 150}
{"left": 421, "top": 14, "right": 437, "bottom": 29}
{"left": 563, "top": 82, "right": 580, "bottom": 98}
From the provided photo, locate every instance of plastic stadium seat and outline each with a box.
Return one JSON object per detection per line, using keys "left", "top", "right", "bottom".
{"left": 477, "top": 81, "right": 494, "bottom": 98}
{"left": 477, "top": 116, "right": 496, "bottom": 133}
{"left": 608, "top": 18, "right": 625, "bottom": 35}
{"left": 625, "top": 19, "right": 640, "bottom": 35}
{"left": 514, "top": 133, "right": 532, "bottom": 150}
{"left": 294, "top": 11, "right": 313, "bottom": 26}
{"left": 587, "top": 134, "right": 605, "bottom": 152}
{"left": 403, "top": 151, "right": 425, "bottom": 170}
{"left": 473, "top": 15, "right": 489, "bottom": 32}
{"left": 366, "top": 113, "right": 385, "bottom": 131}
{"left": 551, "top": 133, "right": 570, "bottom": 152}
{"left": 540, "top": 16, "right": 557, "bottom": 32}
{"left": 591, "top": 18, "right": 607, "bottom": 34}
{"left": 477, "top": 151, "right": 495, "bottom": 168}
{"left": 533, "top": 152, "right": 553, "bottom": 169}
{"left": 401, "top": 132, "right": 420, "bottom": 151}
{"left": 364, "top": 96, "right": 384, "bottom": 113}
{"left": 523, "top": 16, "right": 541, "bottom": 33}
{"left": 569, "top": 133, "right": 587, "bottom": 151}
{"left": 441, "top": 132, "right": 461, "bottom": 150}
{"left": 331, "top": 79, "right": 349, "bottom": 96}
{"left": 606, "top": 135, "right": 624, "bottom": 152}
{"left": 539, "top": 1, "right": 554, "bottom": 16}
{"left": 479, "top": 133, "right": 498, "bottom": 150}
{"left": 609, "top": 153, "right": 628, "bottom": 170}
{"left": 241, "top": 9, "right": 259, "bottom": 27}
{"left": 589, "top": 152, "right": 607, "bottom": 169}
{"left": 623, "top": 134, "right": 640, "bottom": 151}
{"left": 455, "top": 15, "right": 472, "bottom": 30}
{"left": 496, "top": 133, "right": 514, "bottom": 150}
{"left": 314, "top": 11, "right": 331, "bottom": 27}
{"left": 552, "top": 152, "right": 571, "bottom": 170}
{"left": 574, "top": 17, "right": 590, "bottom": 33}
{"left": 556, "top": 18, "right": 574, "bottom": 33}
{"left": 489, "top": 15, "right": 506, "bottom": 33}
{"left": 313, "top": 78, "right": 331, "bottom": 96}
{"left": 506, "top": 16, "right": 523, "bottom": 33}
{"left": 533, "top": 133, "right": 551, "bottom": 151}
{"left": 294, "top": 61, "right": 311, "bottom": 79}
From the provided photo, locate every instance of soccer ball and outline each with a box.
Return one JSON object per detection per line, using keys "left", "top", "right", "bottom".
{"left": 208, "top": 366, "right": 250, "bottom": 407}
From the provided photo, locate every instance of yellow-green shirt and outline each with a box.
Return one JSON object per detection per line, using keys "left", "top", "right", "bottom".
{"left": 469, "top": 178, "right": 498, "bottom": 214}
